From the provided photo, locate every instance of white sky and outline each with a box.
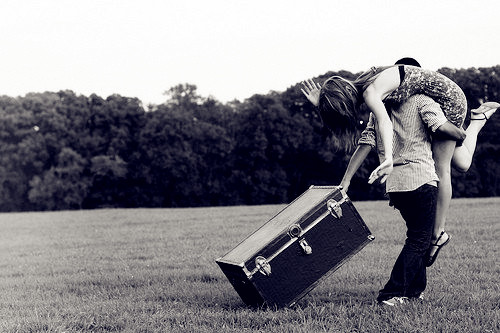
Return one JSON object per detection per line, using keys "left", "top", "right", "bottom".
{"left": 0, "top": 0, "right": 499, "bottom": 105}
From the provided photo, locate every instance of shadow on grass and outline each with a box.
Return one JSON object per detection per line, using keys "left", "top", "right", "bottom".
{"left": 196, "top": 283, "right": 379, "bottom": 312}
{"left": 295, "top": 288, "right": 378, "bottom": 308}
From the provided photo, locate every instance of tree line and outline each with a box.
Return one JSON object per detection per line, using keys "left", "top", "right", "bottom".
{"left": 1, "top": 66, "right": 499, "bottom": 211}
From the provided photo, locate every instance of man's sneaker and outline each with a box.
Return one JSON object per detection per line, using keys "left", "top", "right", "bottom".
{"left": 380, "top": 296, "right": 408, "bottom": 306}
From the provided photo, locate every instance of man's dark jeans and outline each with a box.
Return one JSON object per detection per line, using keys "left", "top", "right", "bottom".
{"left": 377, "top": 184, "right": 438, "bottom": 302}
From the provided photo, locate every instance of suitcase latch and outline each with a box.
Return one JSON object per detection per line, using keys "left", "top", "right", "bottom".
{"left": 299, "top": 238, "right": 312, "bottom": 255}
{"left": 288, "top": 224, "right": 312, "bottom": 255}
{"left": 255, "top": 256, "right": 272, "bottom": 277}
{"left": 327, "top": 199, "right": 343, "bottom": 218}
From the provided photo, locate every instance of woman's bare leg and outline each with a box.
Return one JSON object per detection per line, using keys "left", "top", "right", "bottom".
{"left": 427, "top": 103, "right": 497, "bottom": 265}
{"left": 431, "top": 139, "right": 456, "bottom": 251}
{"left": 452, "top": 106, "right": 497, "bottom": 172}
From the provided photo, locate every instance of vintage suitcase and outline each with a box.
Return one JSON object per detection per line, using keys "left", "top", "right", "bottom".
{"left": 216, "top": 185, "right": 374, "bottom": 308}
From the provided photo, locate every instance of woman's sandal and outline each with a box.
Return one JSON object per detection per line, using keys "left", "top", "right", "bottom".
{"left": 470, "top": 101, "right": 500, "bottom": 121}
{"left": 426, "top": 231, "right": 451, "bottom": 267}
{"left": 471, "top": 113, "right": 490, "bottom": 121}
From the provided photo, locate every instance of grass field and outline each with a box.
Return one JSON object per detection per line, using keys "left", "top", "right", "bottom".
{"left": 0, "top": 197, "right": 498, "bottom": 332}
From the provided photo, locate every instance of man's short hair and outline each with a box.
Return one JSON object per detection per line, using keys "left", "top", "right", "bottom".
{"left": 395, "top": 57, "right": 421, "bottom": 67}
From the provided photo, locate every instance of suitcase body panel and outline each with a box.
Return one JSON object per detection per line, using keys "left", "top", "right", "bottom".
{"left": 216, "top": 186, "right": 374, "bottom": 308}
{"left": 220, "top": 186, "right": 340, "bottom": 265}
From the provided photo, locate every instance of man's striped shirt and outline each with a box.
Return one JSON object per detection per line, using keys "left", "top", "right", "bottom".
{"left": 358, "top": 94, "right": 446, "bottom": 192}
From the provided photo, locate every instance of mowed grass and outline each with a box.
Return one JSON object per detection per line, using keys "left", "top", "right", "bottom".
{"left": 0, "top": 198, "right": 498, "bottom": 332}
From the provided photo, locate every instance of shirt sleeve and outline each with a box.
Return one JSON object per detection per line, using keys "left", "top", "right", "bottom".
{"left": 417, "top": 95, "right": 448, "bottom": 132}
{"left": 357, "top": 113, "right": 377, "bottom": 148}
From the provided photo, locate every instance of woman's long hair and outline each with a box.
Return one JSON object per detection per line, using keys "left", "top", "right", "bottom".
{"left": 318, "top": 76, "right": 362, "bottom": 151}
{"left": 317, "top": 66, "right": 391, "bottom": 151}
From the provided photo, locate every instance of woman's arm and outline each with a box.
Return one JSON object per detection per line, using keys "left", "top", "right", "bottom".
{"left": 364, "top": 87, "right": 394, "bottom": 162}
{"left": 341, "top": 113, "right": 377, "bottom": 192}
{"left": 340, "top": 144, "right": 372, "bottom": 192}
{"left": 362, "top": 67, "right": 400, "bottom": 183}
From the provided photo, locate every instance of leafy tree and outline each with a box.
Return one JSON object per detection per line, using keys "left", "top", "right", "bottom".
{"left": 0, "top": 66, "right": 498, "bottom": 212}
{"left": 83, "top": 94, "right": 146, "bottom": 208}
{"left": 164, "top": 83, "right": 203, "bottom": 108}
{"left": 83, "top": 155, "right": 128, "bottom": 208}
{"left": 28, "top": 148, "right": 91, "bottom": 210}
{"left": 0, "top": 95, "right": 47, "bottom": 210}
{"left": 136, "top": 84, "right": 236, "bottom": 206}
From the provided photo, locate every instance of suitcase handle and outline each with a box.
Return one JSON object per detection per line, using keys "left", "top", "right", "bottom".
{"left": 288, "top": 224, "right": 302, "bottom": 238}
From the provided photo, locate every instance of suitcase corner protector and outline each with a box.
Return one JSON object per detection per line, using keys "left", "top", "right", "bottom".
{"left": 215, "top": 258, "right": 246, "bottom": 267}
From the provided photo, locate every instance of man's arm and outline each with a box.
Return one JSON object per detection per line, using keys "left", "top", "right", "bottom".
{"left": 434, "top": 122, "right": 466, "bottom": 142}
{"left": 418, "top": 95, "right": 466, "bottom": 141}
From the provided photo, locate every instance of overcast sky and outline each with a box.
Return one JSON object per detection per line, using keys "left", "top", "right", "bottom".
{"left": 0, "top": 0, "right": 498, "bottom": 105}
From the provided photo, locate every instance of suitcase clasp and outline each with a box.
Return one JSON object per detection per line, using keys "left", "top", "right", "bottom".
{"left": 299, "top": 238, "right": 313, "bottom": 255}
{"left": 288, "top": 225, "right": 312, "bottom": 255}
{"left": 255, "top": 256, "right": 272, "bottom": 277}
{"left": 327, "top": 199, "right": 343, "bottom": 218}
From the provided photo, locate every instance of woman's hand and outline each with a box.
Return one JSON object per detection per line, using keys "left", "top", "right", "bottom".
{"left": 368, "top": 157, "right": 393, "bottom": 184}
{"left": 301, "top": 79, "right": 322, "bottom": 107}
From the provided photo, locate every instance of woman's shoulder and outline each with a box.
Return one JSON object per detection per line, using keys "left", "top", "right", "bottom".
{"left": 355, "top": 65, "right": 399, "bottom": 91}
